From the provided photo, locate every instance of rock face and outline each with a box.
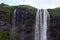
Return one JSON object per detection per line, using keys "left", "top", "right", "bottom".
{"left": 49, "top": 16, "right": 60, "bottom": 40}
{"left": 0, "top": 11, "right": 6, "bottom": 21}
{"left": 1, "top": 8, "right": 60, "bottom": 40}
{"left": 0, "top": 21, "right": 11, "bottom": 32}
{"left": 11, "top": 8, "right": 35, "bottom": 40}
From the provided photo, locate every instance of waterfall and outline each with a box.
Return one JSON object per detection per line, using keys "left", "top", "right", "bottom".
{"left": 11, "top": 8, "right": 28, "bottom": 40}
{"left": 35, "top": 9, "right": 40, "bottom": 40}
{"left": 11, "top": 8, "right": 18, "bottom": 40}
{"left": 35, "top": 9, "right": 50, "bottom": 40}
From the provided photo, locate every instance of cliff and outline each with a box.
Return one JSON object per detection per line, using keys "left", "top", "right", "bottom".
{"left": 0, "top": 3, "right": 60, "bottom": 40}
{"left": 48, "top": 8, "right": 60, "bottom": 40}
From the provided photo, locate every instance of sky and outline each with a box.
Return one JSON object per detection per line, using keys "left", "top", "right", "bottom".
{"left": 0, "top": 0, "right": 60, "bottom": 9}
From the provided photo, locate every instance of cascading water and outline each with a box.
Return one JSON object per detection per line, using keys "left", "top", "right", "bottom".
{"left": 40, "top": 9, "right": 44, "bottom": 40}
{"left": 35, "top": 9, "right": 50, "bottom": 40}
{"left": 11, "top": 8, "right": 28, "bottom": 40}
{"left": 11, "top": 8, "right": 18, "bottom": 40}
{"left": 35, "top": 9, "right": 40, "bottom": 40}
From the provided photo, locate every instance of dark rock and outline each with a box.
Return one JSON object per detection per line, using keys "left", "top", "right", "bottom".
{"left": 49, "top": 16, "right": 60, "bottom": 40}
{"left": 0, "top": 11, "right": 6, "bottom": 21}
{"left": 0, "top": 21, "right": 11, "bottom": 32}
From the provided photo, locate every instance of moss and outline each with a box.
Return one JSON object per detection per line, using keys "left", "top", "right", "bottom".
{"left": 0, "top": 4, "right": 37, "bottom": 23}
{"left": 1, "top": 3, "right": 60, "bottom": 40}
{"left": 48, "top": 8, "right": 60, "bottom": 18}
{"left": 0, "top": 32, "right": 10, "bottom": 40}
{"left": 17, "top": 5, "right": 37, "bottom": 15}
{"left": 0, "top": 6, "right": 12, "bottom": 22}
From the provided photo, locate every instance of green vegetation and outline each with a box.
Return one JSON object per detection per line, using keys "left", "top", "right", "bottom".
{"left": 0, "top": 32, "right": 10, "bottom": 40}
{"left": 0, "top": 3, "right": 60, "bottom": 40}
{"left": 0, "top": 3, "right": 37, "bottom": 23}
{"left": 18, "top": 5, "right": 37, "bottom": 15}
{"left": 0, "top": 3, "right": 37, "bottom": 40}
{"left": 0, "top": 6, "right": 12, "bottom": 22}
{"left": 48, "top": 8, "right": 60, "bottom": 18}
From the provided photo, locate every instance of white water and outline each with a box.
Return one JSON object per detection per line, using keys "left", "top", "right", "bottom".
{"left": 35, "top": 9, "right": 50, "bottom": 40}
{"left": 11, "top": 8, "right": 17, "bottom": 40}
{"left": 35, "top": 9, "right": 40, "bottom": 40}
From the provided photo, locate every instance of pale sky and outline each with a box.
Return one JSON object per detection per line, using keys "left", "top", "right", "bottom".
{"left": 0, "top": 0, "right": 60, "bottom": 9}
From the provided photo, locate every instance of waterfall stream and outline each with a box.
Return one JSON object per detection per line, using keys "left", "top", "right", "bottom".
{"left": 35, "top": 9, "right": 50, "bottom": 40}
{"left": 11, "top": 8, "right": 50, "bottom": 40}
{"left": 35, "top": 9, "right": 40, "bottom": 40}
{"left": 11, "top": 8, "right": 28, "bottom": 40}
{"left": 11, "top": 8, "right": 18, "bottom": 40}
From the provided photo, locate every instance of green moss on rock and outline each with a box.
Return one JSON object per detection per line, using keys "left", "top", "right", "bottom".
{"left": 0, "top": 4, "right": 37, "bottom": 23}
